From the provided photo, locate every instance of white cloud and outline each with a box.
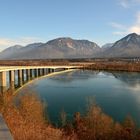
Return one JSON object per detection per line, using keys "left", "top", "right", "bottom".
{"left": 119, "top": 0, "right": 140, "bottom": 8}
{"left": 113, "top": 31, "right": 127, "bottom": 35}
{"left": 111, "top": 11, "right": 140, "bottom": 35}
{"left": 128, "top": 12, "right": 140, "bottom": 33}
{"left": 119, "top": 0, "right": 130, "bottom": 8}
{"left": 0, "top": 37, "right": 44, "bottom": 51}
{"left": 110, "top": 22, "right": 127, "bottom": 30}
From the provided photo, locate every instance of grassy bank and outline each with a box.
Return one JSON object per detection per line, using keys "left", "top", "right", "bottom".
{"left": 84, "top": 61, "right": 140, "bottom": 72}
{"left": 1, "top": 91, "right": 140, "bottom": 140}
{"left": 0, "top": 59, "right": 140, "bottom": 72}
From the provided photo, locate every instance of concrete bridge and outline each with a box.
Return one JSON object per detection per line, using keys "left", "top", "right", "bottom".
{"left": 0, "top": 65, "right": 80, "bottom": 94}
{"left": 0, "top": 65, "right": 81, "bottom": 139}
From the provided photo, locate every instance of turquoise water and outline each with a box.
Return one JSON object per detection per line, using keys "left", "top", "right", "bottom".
{"left": 18, "top": 70, "right": 140, "bottom": 126}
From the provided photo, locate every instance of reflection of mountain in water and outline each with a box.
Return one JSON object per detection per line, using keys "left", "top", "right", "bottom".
{"left": 50, "top": 70, "right": 140, "bottom": 88}
{"left": 50, "top": 70, "right": 100, "bottom": 83}
{"left": 112, "top": 72, "right": 140, "bottom": 87}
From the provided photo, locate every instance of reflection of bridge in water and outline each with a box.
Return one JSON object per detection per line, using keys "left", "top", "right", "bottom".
{"left": 0, "top": 66, "right": 81, "bottom": 94}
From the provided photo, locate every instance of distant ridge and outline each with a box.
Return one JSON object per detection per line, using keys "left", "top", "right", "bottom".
{"left": 0, "top": 33, "right": 140, "bottom": 59}
{"left": 101, "top": 33, "right": 140, "bottom": 58}
{"left": 0, "top": 38, "right": 101, "bottom": 59}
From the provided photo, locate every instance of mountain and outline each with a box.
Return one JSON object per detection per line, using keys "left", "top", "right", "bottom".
{"left": 0, "top": 43, "right": 43, "bottom": 59}
{"left": 0, "top": 45, "right": 23, "bottom": 59}
{"left": 102, "top": 43, "right": 114, "bottom": 51}
{"left": 1, "top": 33, "right": 140, "bottom": 59}
{"left": 102, "top": 33, "right": 140, "bottom": 58}
{"left": 0, "top": 38, "right": 101, "bottom": 59}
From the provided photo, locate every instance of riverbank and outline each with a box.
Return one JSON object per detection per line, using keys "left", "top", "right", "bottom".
{"left": 82, "top": 61, "right": 140, "bottom": 72}
{"left": 0, "top": 59, "right": 140, "bottom": 72}
{"left": 2, "top": 92, "right": 140, "bottom": 140}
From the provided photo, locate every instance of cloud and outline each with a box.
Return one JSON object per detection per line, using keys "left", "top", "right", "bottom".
{"left": 119, "top": 0, "right": 130, "bottom": 8}
{"left": 110, "top": 22, "right": 127, "bottom": 30}
{"left": 119, "top": 0, "right": 140, "bottom": 8}
{"left": 110, "top": 11, "right": 140, "bottom": 35}
{"left": 0, "top": 37, "right": 44, "bottom": 51}
{"left": 128, "top": 12, "right": 140, "bottom": 33}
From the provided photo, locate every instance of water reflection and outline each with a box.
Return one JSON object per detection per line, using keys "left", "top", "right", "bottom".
{"left": 18, "top": 70, "right": 140, "bottom": 126}
{"left": 112, "top": 72, "right": 140, "bottom": 87}
{"left": 50, "top": 70, "right": 100, "bottom": 82}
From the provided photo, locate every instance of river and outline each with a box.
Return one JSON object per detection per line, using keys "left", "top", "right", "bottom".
{"left": 17, "top": 70, "right": 140, "bottom": 126}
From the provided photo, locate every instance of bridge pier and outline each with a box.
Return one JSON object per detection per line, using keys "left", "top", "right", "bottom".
{"left": 22, "top": 70, "right": 25, "bottom": 84}
{"left": 48, "top": 68, "right": 50, "bottom": 73}
{"left": 64, "top": 68, "right": 68, "bottom": 70}
{"left": 30, "top": 69, "right": 33, "bottom": 79}
{"left": 41, "top": 69, "right": 44, "bottom": 76}
{"left": 38, "top": 69, "right": 42, "bottom": 76}
{"left": 45, "top": 68, "right": 48, "bottom": 74}
{"left": 52, "top": 69, "right": 55, "bottom": 73}
{"left": 26, "top": 69, "right": 30, "bottom": 81}
{"left": 49, "top": 68, "right": 54, "bottom": 73}
{"left": 42, "top": 68, "right": 45, "bottom": 75}
{"left": 34, "top": 69, "right": 38, "bottom": 77}
{"left": 52, "top": 69, "right": 57, "bottom": 72}
{"left": 9, "top": 71, "right": 15, "bottom": 92}
{"left": 43, "top": 68, "right": 46, "bottom": 75}
{"left": 18, "top": 70, "right": 23, "bottom": 87}
{"left": 0, "top": 72, "right": 7, "bottom": 94}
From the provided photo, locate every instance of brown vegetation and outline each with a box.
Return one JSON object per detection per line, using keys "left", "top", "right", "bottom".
{"left": 0, "top": 59, "right": 140, "bottom": 72}
{"left": 2, "top": 92, "right": 63, "bottom": 140}
{"left": 85, "top": 61, "right": 140, "bottom": 72}
{"left": 1, "top": 91, "right": 140, "bottom": 140}
{"left": 63, "top": 105, "right": 140, "bottom": 140}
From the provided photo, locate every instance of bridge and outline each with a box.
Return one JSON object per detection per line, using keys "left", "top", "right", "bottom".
{"left": 0, "top": 65, "right": 81, "bottom": 94}
{"left": 0, "top": 65, "right": 81, "bottom": 139}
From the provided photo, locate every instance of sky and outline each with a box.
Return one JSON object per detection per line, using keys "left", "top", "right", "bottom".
{"left": 0, "top": 0, "right": 140, "bottom": 51}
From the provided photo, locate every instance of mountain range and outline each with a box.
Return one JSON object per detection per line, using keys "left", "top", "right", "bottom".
{"left": 0, "top": 33, "right": 140, "bottom": 59}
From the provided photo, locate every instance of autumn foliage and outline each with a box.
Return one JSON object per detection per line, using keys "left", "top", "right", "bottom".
{"left": 1, "top": 92, "right": 140, "bottom": 140}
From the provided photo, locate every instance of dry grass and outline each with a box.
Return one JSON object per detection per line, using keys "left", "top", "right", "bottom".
{"left": 2, "top": 92, "right": 63, "bottom": 140}
{"left": 63, "top": 103, "right": 140, "bottom": 140}
{"left": 1, "top": 91, "right": 140, "bottom": 140}
{"left": 86, "top": 61, "right": 140, "bottom": 72}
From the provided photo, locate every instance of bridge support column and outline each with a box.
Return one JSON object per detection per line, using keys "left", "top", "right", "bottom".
{"left": 43, "top": 68, "right": 46, "bottom": 75}
{"left": 45, "top": 68, "right": 48, "bottom": 74}
{"left": 52, "top": 69, "right": 55, "bottom": 73}
{"left": 0, "top": 71, "right": 7, "bottom": 94}
{"left": 41, "top": 69, "right": 43, "bottom": 76}
{"left": 18, "top": 70, "right": 23, "bottom": 87}
{"left": 48, "top": 68, "right": 51, "bottom": 73}
{"left": 30, "top": 69, "right": 33, "bottom": 79}
{"left": 22, "top": 70, "right": 25, "bottom": 84}
{"left": 46, "top": 68, "right": 49, "bottom": 75}
{"left": 49, "top": 69, "right": 52, "bottom": 73}
{"left": 9, "top": 70, "right": 15, "bottom": 92}
{"left": 26, "top": 69, "right": 30, "bottom": 81}
{"left": 34, "top": 69, "right": 38, "bottom": 77}
{"left": 38, "top": 69, "right": 42, "bottom": 76}
{"left": 42, "top": 68, "right": 45, "bottom": 75}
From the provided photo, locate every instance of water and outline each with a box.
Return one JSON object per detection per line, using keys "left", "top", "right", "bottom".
{"left": 17, "top": 70, "right": 140, "bottom": 126}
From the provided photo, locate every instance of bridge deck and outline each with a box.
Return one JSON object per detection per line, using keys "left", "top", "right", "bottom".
{"left": 0, "top": 65, "right": 81, "bottom": 72}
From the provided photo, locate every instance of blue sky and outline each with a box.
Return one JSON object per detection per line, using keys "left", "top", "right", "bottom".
{"left": 0, "top": 0, "right": 140, "bottom": 51}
